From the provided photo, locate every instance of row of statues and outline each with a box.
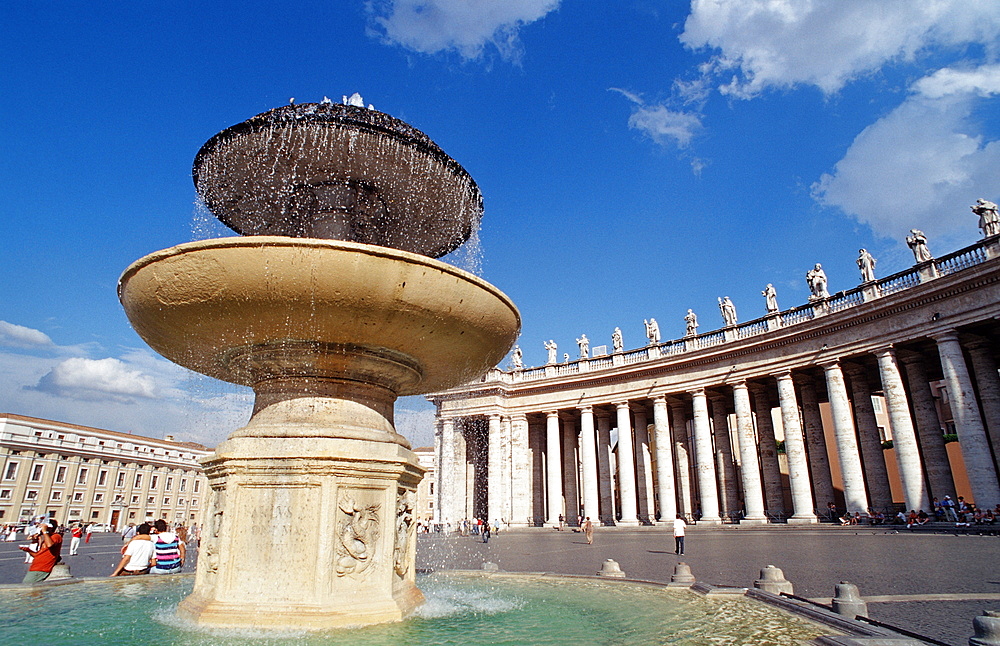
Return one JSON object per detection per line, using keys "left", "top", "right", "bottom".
{"left": 511, "top": 199, "right": 999, "bottom": 369}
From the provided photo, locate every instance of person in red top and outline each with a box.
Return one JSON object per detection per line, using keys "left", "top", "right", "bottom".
{"left": 20, "top": 518, "right": 62, "bottom": 584}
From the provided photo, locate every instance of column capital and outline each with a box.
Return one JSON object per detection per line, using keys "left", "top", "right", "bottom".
{"left": 651, "top": 394, "right": 668, "bottom": 405}
{"left": 544, "top": 410, "right": 560, "bottom": 419}
{"left": 772, "top": 368, "right": 795, "bottom": 380}
{"left": 817, "top": 360, "right": 842, "bottom": 372}
{"left": 614, "top": 401, "right": 631, "bottom": 410}
{"left": 510, "top": 412, "right": 528, "bottom": 423}
{"left": 728, "top": 379, "right": 748, "bottom": 390}
{"left": 577, "top": 404, "right": 594, "bottom": 414}
{"left": 930, "top": 329, "right": 960, "bottom": 343}
{"left": 688, "top": 387, "right": 706, "bottom": 397}
{"left": 488, "top": 412, "right": 502, "bottom": 422}
{"left": 872, "top": 345, "right": 898, "bottom": 359}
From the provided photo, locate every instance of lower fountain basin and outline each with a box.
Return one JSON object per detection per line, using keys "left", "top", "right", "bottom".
{"left": 118, "top": 236, "right": 520, "bottom": 395}
{"left": 0, "top": 573, "right": 831, "bottom": 645}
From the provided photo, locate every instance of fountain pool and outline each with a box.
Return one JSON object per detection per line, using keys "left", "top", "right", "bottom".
{"left": 0, "top": 574, "right": 832, "bottom": 645}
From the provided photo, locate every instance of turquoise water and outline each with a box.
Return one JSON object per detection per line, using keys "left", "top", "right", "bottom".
{"left": 0, "top": 574, "right": 828, "bottom": 645}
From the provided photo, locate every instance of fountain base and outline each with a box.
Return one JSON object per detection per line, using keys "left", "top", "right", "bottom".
{"left": 177, "top": 431, "right": 424, "bottom": 630}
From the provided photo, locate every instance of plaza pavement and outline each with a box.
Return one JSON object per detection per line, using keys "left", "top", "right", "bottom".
{"left": 0, "top": 525, "right": 995, "bottom": 645}
{"left": 416, "top": 524, "right": 1000, "bottom": 646}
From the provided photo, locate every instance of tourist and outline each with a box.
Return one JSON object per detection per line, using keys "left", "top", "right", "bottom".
{"left": 111, "top": 523, "right": 155, "bottom": 576}
{"left": 557, "top": 514, "right": 565, "bottom": 531}
{"left": 941, "top": 496, "right": 958, "bottom": 522}
{"left": 150, "top": 519, "right": 186, "bottom": 574}
{"left": 826, "top": 502, "right": 837, "bottom": 521}
{"left": 583, "top": 517, "right": 594, "bottom": 545}
{"left": 121, "top": 523, "right": 137, "bottom": 542}
{"left": 673, "top": 515, "right": 686, "bottom": 555}
{"left": 20, "top": 518, "right": 62, "bottom": 584}
{"left": 84, "top": 522, "right": 94, "bottom": 543}
{"left": 481, "top": 519, "right": 491, "bottom": 544}
{"left": 69, "top": 523, "right": 83, "bottom": 556}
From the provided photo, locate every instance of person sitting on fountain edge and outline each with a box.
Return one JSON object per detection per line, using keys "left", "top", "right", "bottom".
{"left": 111, "top": 523, "right": 155, "bottom": 576}
{"left": 20, "top": 517, "right": 62, "bottom": 584}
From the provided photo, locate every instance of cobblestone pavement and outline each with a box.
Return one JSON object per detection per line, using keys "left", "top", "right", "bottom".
{"left": 416, "top": 525, "right": 1000, "bottom": 646}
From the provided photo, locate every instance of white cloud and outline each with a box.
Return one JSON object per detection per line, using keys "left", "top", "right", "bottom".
{"left": 34, "top": 357, "right": 159, "bottom": 401}
{"left": 369, "top": 0, "right": 560, "bottom": 60}
{"left": 681, "top": 0, "right": 1000, "bottom": 97}
{"left": 611, "top": 88, "right": 702, "bottom": 149}
{"left": 812, "top": 64, "right": 1000, "bottom": 243}
{"left": 0, "top": 320, "right": 54, "bottom": 348}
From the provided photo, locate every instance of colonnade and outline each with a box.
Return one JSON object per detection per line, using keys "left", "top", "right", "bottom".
{"left": 435, "top": 333, "right": 1000, "bottom": 526}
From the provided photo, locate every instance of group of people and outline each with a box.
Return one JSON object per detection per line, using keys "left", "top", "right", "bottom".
{"left": 111, "top": 519, "right": 187, "bottom": 576}
{"left": 830, "top": 495, "right": 1000, "bottom": 528}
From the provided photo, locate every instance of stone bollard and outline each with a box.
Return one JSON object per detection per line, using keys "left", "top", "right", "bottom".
{"left": 48, "top": 562, "right": 72, "bottom": 581}
{"left": 597, "top": 559, "right": 626, "bottom": 578}
{"left": 670, "top": 562, "right": 695, "bottom": 585}
{"left": 831, "top": 581, "right": 867, "bottom": 618}
{"left": 754, "top": 565, "right": 793, "bottom": 595}
{"left": 481, "top": 562, "right": 499, "bottom": 572}
{"left": 970, "top": 609, "right": 1000, "bottom": 645}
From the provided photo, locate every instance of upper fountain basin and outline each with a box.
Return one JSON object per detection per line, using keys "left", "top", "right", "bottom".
{"left": 118, "top": 237, "right": 520, "bottom": 395}
{"left": 193, "top": 103, "right": 482, "bottom": 258}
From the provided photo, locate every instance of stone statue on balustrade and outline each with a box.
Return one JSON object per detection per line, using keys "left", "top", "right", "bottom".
{"left": 972, "top": 198, "right": 1000, "bottom": 237}
{"left": 684, "top": 309, "right": 698, "bottom": 337}
{"left": 576, "top": 334, "right": 590, "bottom": 359}
{"left": 906, "top": 229, "right": 932, "bottom": 263}
{"left": 644, "top": 318, "right": 661, "bottom": 345}
{"left": 806, "top": 264, "right": 830, "bottom": 300}
{"left": 544, "top": 340, "right": 557, "bottom": 365}
{"left": 563, "top": 352, "right": 570, "bottom": 363}
{"left": 718, "top": 296, "right": 738, "bottom": 327}
{"left": 510, "top": 345, "right": 523, "bottom": 370}
{"left": 857, "top": 249, "right": 877, "bottom": 283}
{"left": 762, "top": 283, "right": 779, "bottom": 313}
{"left": 612, "top": 327, "right": 623, "bottom": 353}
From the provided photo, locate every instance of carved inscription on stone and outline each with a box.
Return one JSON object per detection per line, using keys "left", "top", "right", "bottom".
{"left": 335, "top": 492, "right": 381, "bottom": 577}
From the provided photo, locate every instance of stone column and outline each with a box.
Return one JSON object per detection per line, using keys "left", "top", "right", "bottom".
{"left": 487, "top": 413, "right": 503, "bottom": 523}
{"left": 615, "top": 402, "right": 640, "bottom": 526}
{"left": 844, "top": 365, "right": 894, "bottom": 512}
{"left": 966, "top": 338, "right": 1000, "bottom": 466}
{"left": 433, "top": 418, "right": 444, "bottom": 525}
{"left": 690, "top": 389, "right": 722, "bottom": 524}
{"left": 562, "top": 415, "right": 580, "bottom": 522}
{"left": 509, "top": 413, "right": 532, "bottom": 527}
{"left": 774, "top": 371, "right": 818, "bottom": 523}
{"left": 544, "top": 411, "right": 564, "bottom": 527}
{"left": 596, "top": 412, "right": 615, "bottom": 524}
{"left": 633, "top": 408, "right": 655, "bottom": 523}
{"left": 438, "top": 417, "right": 456, "bottom": 528}
{"left": 749, "top": 383, "right": 785, "bottom": 515}
{"left": 669, "top": 400, "right": 694, "bottom": 519}
{"left": 898, "top": 353, "right": 955, "bottom": 500}
{"left": 652, "top": 396, "right": 676, "bottom": 523}
{"left": 875, "top": 347, "right": 931, "bottom": 512}
{"left": 499, "top": 415, "right": 513, "bottom": 523}
{"left": 732, "top": 382, "right": 768, "bottom": 524}
{"left": 821, "top": 361, "right": 869, "bottom": 513}
{"left": 934, "top": 332, "right": 1000, "bottom": 507}
{"left": 795, "top": 376, "right": 837, "bottom": 510}
{"left": 578, "top": 406, "right": 601, "bottom": 523}
{"left": 709, "top": 394, "right": 740, "bottom": 518}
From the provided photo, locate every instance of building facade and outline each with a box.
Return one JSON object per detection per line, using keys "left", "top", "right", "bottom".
{"left": 412, "top": 446, "right": 437, "bottom": 524}
{"left": 430, "top": 232, "right": 1000, "bottom": 527}
{"left": 0, "top": 414, "right": 211, "bottom": 529}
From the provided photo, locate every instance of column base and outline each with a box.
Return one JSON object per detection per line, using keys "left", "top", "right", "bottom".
{"left": 786, "top": 515, "right": 819, "bottom": 524}
{"left": 616, "top": 518, "right": 641, "bottom": 527}
{"left": 696, "top": 516, "right": 723, "bottom": 525}
{"left": 738, "top": 517, "right": 769, "bottom": 526}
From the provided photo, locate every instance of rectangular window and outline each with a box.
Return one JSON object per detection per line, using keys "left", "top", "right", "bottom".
{"left": 91, "top": 511, "right": 99, "bottom": 519}
{"left": 26, "top": 490, "right": 38, "bottom": 500}
{"left": 130, "top": 495, "right": 139, "bottom": 504}
{"left": 30, "top": 464, "right": 44, "bottom": 482}
{"left": 178, "top": 498, "right": 185, "bottom": 506}
{"left": 163, "top": 497, "right": 171, "bottom": 506}
{"left": 3, "top": 462, "right": 17, "bottom": 481}
{"left": 180, "top": 478, "right": 187, "bottom": 492}
{"left": 50, "top": 491, "right": 62, "bottom": 501}
{"left": 150, "top": 475, "right": 158, "bottom": 489}
{"left": 94, "top": 493, "right": 104, "bottom": 503}
{"left": 96, "top": 469, "right": 106, "bottom": 485}
{"left": 0, "top": 489, "right": 10, "bottom": 499}
{"left": 68, "top": 509, "right": 80, "bottom": 517}
{"left": 115, "top": 472, "right": 125, "bottom": 488}
{"left": 73, "top": 492, "right": 84, "bottom": 502}
{"left": 165, "top": 477, "right": 173, "bottom": 492}
{"left": 429, "top": 483, "right": 434, "bottom": 495}
{"left": 128, "top": 511, "right": 136, "bottom": 519}
{"left": 134, "top": 473, "right": 143, "bottom": 489}
{"left": 191, "top": 499, "right": 198, "bottom": 507}
{"left": 147, "top": 496, "right": 154, "bottom": 504}
{"left": 55, "top": 466, "right": 67, "bottom": 484}
{"left": 193, "top": 480, "right": 200, "bottom": 493}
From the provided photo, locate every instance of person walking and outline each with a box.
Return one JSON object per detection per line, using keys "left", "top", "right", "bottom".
{"left": 69, "top": 523, "right": 83, "bottom": 556}
{"left": 673, "top": 515, "right": 687, "bottom": 555}
{"left": 583, "top": 517, "right": 594, "bottom": 545}
{"left": 481, "top": 519, "right": 491, "bottom": 544}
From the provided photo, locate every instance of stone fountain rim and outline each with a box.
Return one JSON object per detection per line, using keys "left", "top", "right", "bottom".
{"left": 117, "top": 235, "right": 517, "bottom": 314}
{"left": 191, "top": 102, "right": 482, "bottom": 205}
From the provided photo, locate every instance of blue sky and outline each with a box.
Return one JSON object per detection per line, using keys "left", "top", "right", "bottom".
{"left": 2, "top": 1, "right": 999, "bottom": 449}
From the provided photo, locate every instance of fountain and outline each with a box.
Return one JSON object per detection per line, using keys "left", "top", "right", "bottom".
{"left": 118, "top": 98, "right": 521, "bottom": 629}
